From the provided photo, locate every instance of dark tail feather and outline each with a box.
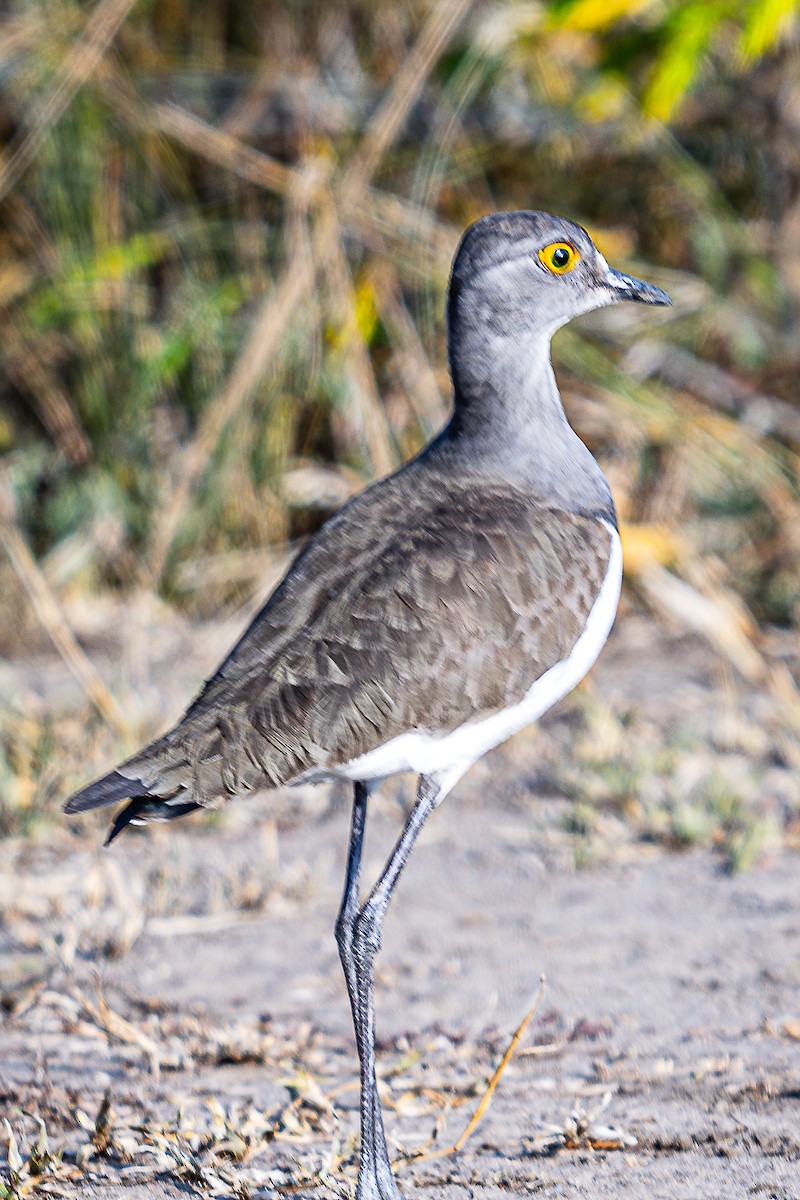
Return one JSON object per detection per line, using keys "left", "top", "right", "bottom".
{"left": 64, "top": 770, "right": 146, "bottom": 814}
{"left": 105, "top": 797, "right": 201, "bottom": 845}
{"left": 65, "top": 769, "right": 200, "bottom": 844}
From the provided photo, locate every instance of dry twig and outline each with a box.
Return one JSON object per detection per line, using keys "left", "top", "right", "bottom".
{"left": 405, "top": 976, "right": 547, "bottom": 1165}
{"left": 0, "top": 503, "right": 129, "bottom": 735}
{"left": 73, "top": 972, "right": 162, "bottom": 1078}
{"left": 0, "top": 0, "right": 137, "bottom": 202}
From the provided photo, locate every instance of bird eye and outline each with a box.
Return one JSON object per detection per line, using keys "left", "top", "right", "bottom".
{"left": 538, "top": 242, "right": 579, "bottom": 275}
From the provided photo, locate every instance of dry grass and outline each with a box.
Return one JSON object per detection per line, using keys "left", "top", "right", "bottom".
{"left": 0, "top": 974, "right": 645, "bottom": 1198}
{"left": 0, "top": 979, "right": 559, "bottom": 1197}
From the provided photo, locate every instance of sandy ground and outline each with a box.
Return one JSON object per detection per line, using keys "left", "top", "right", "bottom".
{"left": 3, "top": 806, "right": 800, "bottom": 1199}
{"left": 1, "top": 616, "right": 800, "bottom": 1198}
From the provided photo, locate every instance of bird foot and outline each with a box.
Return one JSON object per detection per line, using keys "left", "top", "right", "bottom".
{"left": 355, "top": 1184, "right": 401, "bottom": 1200}
{"left": 355, "top": 1165, "right": 401, "bottom": 1200}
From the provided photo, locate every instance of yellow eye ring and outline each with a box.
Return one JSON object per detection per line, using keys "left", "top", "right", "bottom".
{"left": 538, "top": 242, "right": 579, "bottom": 275}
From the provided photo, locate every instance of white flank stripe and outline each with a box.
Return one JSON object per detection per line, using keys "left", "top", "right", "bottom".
{"left": 305, "top": 521, "right": 623, "bottom": 788}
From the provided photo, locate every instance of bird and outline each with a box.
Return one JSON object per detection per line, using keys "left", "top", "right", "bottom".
{"left": 64, "top": 211, "right": 670, "bottom": 1200}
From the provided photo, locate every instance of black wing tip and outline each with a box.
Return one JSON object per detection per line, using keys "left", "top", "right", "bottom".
{"left": 66, "top": 767, "right": 201, "bottom": 845}
{"left": 104, "top": 797, "right": 150, "bottom": 845}
{"left": 104, "top": 796, "right": 201, "bottom": 845}
{"left": 64, "top": 770, "right": 145, "bottom": 815}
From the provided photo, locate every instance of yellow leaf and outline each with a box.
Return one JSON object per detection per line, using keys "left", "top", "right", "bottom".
{"left": 354, "top": 280, "right": 379, "bottom": 345}
{"left": 576, "top": 76, "right": 630, "bottom": 123}
{"left": 327, "top": 281, "right": 379, "bottom": 352}
{"left": 554, "top": 0, "right": 660, "bottom": 33}
{"left": 619, "top": 522, "right": 682, "bottom": 576}
{"left": 584, "top": 224, "right": 636, "bottom": 262}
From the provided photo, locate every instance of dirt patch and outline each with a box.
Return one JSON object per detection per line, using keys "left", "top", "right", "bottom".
{"left": 3, "top": 799, "right": 800, "bottom": 1197}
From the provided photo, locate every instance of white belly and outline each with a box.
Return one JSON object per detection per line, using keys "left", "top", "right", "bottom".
{"left": 303, "top": 521, "right": 622, "bottom": 790}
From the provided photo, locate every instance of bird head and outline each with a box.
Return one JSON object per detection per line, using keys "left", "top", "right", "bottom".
{"left": 448, "top": 211, "right": 671, "bottom": 342}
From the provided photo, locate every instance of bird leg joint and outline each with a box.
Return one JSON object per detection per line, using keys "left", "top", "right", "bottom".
{"left": 352, "top": 894, "right": 384, "bottom": 963}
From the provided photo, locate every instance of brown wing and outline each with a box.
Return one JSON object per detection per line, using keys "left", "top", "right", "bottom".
{"left": 72, "top": 470, "right": 612, "bottom": 809}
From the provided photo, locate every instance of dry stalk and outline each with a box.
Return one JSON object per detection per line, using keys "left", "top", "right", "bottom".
{"left": 73, "top": 971, "right": 161, "bottom": 1077}
{"left": 628, "top": 339, "right": 800, "bottom": 447}
{"left": 360, "top": 188, "right": 457, "bottom": 265}
{"left": 143, "top": 232, "right": 317, "bottom": 588}
{"left": 0, "top": 14, "right": 47, "bottom": 69}
{"left": 152, "top": 101, "right": 302, "bottom": 199}
{"left": 1, "top": 319, "right": 91, "bottom": 465}
{"left": 0, "top": 0, "right": 137, "bottom": 202}
{"left": 638, "top": 560, "right": 766, "bottom": 683}
{"left": 317, "top": 198, "right": 396, "bottom": 476}
{"left": 404, "top": 975, "right": 547, "bottom": 1166}
{"left": 142, "top": 96, "right": 458, "bottom": 265}
{"left": 141, "top": 0, "right": 472, "bottom": 586}
{"left": 339, "top": 0, "right": 474, "bottom": 205}
{"left": 0, "top": 506, "right": 129, "bottom": 735}
{"left": 369, "top": 260, "right": 449, "bottom": 431}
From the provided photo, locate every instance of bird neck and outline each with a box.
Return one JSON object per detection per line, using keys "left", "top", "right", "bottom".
{"left": 440, "top": 318, "right": 616, "bottom": 525}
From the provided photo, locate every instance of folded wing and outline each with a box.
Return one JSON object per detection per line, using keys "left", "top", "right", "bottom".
{"left": 65, "top": 472, "right": 612, "bottom": 831}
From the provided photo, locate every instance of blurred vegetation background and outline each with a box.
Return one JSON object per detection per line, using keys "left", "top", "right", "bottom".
{"left": 1, "top": 0, "right": 800, "bottom": 850}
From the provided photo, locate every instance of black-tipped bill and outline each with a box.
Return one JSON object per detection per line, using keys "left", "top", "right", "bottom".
{"left": 606, "top": 268, "right": 671, "bottom": 307}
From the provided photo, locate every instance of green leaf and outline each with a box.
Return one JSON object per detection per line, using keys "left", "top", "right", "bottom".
{"left": 739, "top": 0, "right": 800, "bottom": 60}
{"left": 642, "top": 2, "right": 729, "bottom": 121}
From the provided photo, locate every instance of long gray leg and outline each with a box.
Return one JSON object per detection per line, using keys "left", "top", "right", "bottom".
{"left": 335, "top": 782, "right": 391, "bottom": 1189}
{"left": 336, "top": 774, "right": 446, "bottom": 1200}
{"left": 335, "top": 781, "right": 369, "bottom": 1034}
{"left": 335, "top": 782, "right": 395, "bottom": 1198}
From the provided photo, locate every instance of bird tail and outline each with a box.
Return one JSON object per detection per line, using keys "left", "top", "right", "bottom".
{"left": 64, "top": 768, "right": 200, "bottom": 845}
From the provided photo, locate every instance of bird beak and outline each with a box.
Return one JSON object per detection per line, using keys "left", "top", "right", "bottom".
{"left": 605, "top": 268, "right": 672, "bottom": 307}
